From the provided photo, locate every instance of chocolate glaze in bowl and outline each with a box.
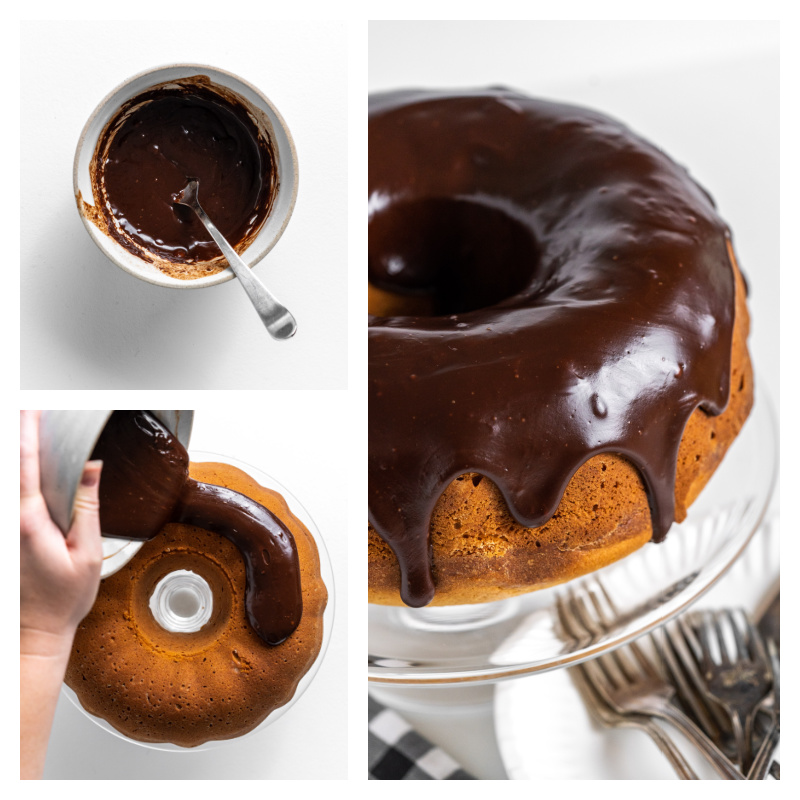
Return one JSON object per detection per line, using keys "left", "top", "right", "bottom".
{"left": 74, "top": 64, "right": 298, "bottom": 289}
{"left": 90, "top": 77, "right": 277, "bottom": 278}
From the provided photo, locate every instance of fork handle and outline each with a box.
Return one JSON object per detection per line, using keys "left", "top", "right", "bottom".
{"left": 746, "top": 720, "right": 780, "bottom": 780}
{"left": 191, "top": 201, "right": 297, "bottom": 340}
{"left": 637, "top": 720, "right": 699, "bottom": 780}
{"left": 731, "top": 712, "right": 749, "bottom": 774}
{"left": 657, "top": 704, "right": 744, "bottom": 780}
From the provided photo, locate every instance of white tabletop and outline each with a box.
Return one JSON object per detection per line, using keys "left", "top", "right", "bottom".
{"left": 21, "top": 20, "right": 348, "bottom": 389}
{"left": 368, "top": 20, "right": 779, "bottom": 780}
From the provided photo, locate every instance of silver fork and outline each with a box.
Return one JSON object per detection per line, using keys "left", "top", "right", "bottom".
{"left": 663, "top": 611, "right": 780, "bottom": 779}
{"left": 662, "top": 612, "right": 774, "bottom": 769}
{"left": 693, "top": 610, "right": 773, "bottom": 771}
{"left": 660, "top": 618, "right": 732, "bottom": 752}
{"left": 572, "top": 665, "right": 699, "bottom": 779}
{"left": 558, "top": 589, "right": 743, "bottom": 780}
{"left": 746, "top": 638, "right": 780, "bottom": 780}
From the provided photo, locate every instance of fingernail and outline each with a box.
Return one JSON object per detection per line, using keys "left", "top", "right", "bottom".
{"left": 81, "top": 460, "right": 103, "bottom": 487}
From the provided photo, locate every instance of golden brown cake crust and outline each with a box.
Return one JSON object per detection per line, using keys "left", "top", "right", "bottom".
{"left": 368, "top": 255, "right": 753, "bottom": 606}
{"left": 66, "top": 463, "right": 327, "bottom": 747}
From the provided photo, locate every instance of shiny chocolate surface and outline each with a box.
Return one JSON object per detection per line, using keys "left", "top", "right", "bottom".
{"left": 93, "top": 79, "right": 276, "bottom": 264}
{"left": 368, "top": 89, "right": 734, "bottom": 607}
{"left": 92, "top": 411, "right": 302, "bottom": 644}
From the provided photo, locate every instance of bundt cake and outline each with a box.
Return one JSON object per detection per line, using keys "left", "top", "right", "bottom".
{"left": 368, "top": 89, "right": 753, "bottom": 607}
{"left": 65, "top": 413, "right": 327, "bottom": 747}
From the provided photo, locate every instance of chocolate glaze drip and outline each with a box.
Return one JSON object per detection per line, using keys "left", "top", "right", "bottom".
{"left": 92, "top": 409, "right": 189, "bottom": 540}
{"left": 93, "top": 78, "right": 276, "bottom": 264}
{"left": 368, "top": 89, "right": 735, "bottom": 607}
{"left": 176, "top": 480, "right": 302, "bottom": 645}
{"left": 91, "top": 411, "right": 302, "bottom": 645}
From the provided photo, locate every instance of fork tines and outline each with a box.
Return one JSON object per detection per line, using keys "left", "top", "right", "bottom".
{"left": 559, "top": 584, "right": 745, "bottom": 779}
{"left": 660, "top": 609, "right": 776, "bottom": 775}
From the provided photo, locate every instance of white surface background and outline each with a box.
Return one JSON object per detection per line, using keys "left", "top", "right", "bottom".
{"left": 20, "top": 20, "right": 348, "bottom": 389}
{"left": 41, "top": 398, "right": 349, "bottom": 779}
{"left": 368, "top": 19, "right": 780, "bottom": 780}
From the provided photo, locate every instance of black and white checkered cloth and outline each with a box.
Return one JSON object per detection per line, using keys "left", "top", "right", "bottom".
{"left": 368, "top": 695, "right": 475, "bottom": 780}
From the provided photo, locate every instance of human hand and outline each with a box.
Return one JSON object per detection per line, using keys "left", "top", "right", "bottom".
{"left": 20, "top": 410, "right": 104, "bottom": 657}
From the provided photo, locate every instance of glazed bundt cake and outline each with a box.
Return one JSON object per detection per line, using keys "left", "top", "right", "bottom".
{"left": 66, "top": 460, "right": 327, "bottom": 747}
{"left": 368, "top": 89, "right": 753, "bottom": 607}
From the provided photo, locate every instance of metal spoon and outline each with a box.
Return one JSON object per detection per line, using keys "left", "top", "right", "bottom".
{"left": 174, "top": 180, "right": 297, "bottom": 340}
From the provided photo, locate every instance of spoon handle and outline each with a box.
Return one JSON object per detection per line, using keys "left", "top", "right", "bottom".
{"left": 191, "top": 202, "right": 297, "bottom": 340}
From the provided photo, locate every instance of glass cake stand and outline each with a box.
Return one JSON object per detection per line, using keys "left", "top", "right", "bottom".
{"left": 368, "top": 393, "right": 777, "bottom": 686}
{"left": 62, "top": 450, "right": 335, "bottom": 751}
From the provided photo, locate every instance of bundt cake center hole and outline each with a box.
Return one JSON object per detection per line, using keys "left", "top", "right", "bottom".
{"left": 170, "top": 588, "right": 201, "bottom": 618}
{"left": 149, "top": 569, "right": 213, "bottom": 633}
{"left": 368, "top": 198, "right": 540, "bottom": 317}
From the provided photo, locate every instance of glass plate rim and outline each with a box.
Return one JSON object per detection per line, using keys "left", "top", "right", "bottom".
{"left": 368, "top": 390, "right": 777, "bottom": 686}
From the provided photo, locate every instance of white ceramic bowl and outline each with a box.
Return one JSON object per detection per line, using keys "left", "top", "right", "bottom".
{"left": 73, "top": 64, "right": 299, "bottom": 288}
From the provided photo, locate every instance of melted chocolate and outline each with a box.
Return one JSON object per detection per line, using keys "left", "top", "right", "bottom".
{"left": 92, "top": 409, "right": 189, "bottom": 540}
{"left": 93, "top": 78, "right": 276, "bottom": 264}
{"left": 91, "top": 411, "right": 302, "bottom": 645}
{"left": 368, "top": 89, "right": 735, "bottom": 607}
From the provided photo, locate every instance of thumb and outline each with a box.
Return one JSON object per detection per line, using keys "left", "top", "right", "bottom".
{"left": 67, "top": 460, "right": 103, "bottom": 559}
